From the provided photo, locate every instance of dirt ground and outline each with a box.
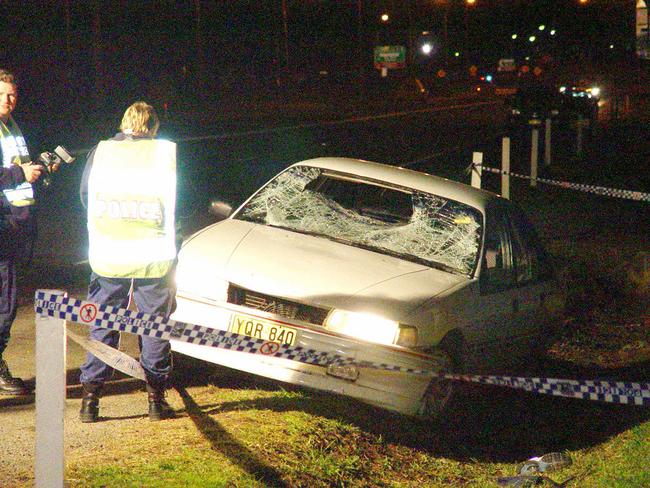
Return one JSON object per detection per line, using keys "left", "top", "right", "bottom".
{"left": 0, "top": 301, "right": 189, "bottom": 487}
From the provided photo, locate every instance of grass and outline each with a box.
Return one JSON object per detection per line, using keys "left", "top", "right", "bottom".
{"left": 64, "top": 376, "right": 649, "bottom": 487}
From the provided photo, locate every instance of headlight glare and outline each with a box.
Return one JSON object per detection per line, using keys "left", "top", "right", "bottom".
{"left": 174, "top": 264, "right": 228, "bottom": 302}
{"left": 325, "top": 310, "right": 399, "bottom": 345}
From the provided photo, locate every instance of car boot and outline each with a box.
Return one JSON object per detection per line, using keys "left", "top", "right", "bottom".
{"left": 148, "top": 389, "right": 174, "bottom": 421}
{"left": 0, "top": 358, "right": 30, "bottom": 395}
{"left": 79, "top": 383, "right": 102, "bottom": 423}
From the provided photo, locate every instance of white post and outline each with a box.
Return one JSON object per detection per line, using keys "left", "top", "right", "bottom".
{"left": 530, "top": 127, "right": 539, "bottom": 187}
{"left": 501, "top": 137, "right": 510, "bottom": 200}
{"left": 576, "top": 115, "right": 584, "bottom": 155}
{"left": 544, "top": 118, "right": 552, "bottom": 166}
{"left": 471, "top": 152, "right": 483, "bottom": 189}
{"left": 35, "top": 290, "right": 67, "bottom": 488}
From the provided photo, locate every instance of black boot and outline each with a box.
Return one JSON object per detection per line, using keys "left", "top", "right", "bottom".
{"left": 148, "top": 389, "right": 174, "bottom": 421}
{"left": 0, "top": 358, "right": 29, "bottom": 395}
{"left": 79, "top": 383, "right": 102, "bottom": 423}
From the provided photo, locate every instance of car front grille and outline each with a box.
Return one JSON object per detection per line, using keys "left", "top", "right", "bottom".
{"left": 228, "top": 285, "right": 330, "bottom": 325}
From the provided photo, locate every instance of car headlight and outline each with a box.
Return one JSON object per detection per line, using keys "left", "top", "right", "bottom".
{"left": 174, "top": 263, "right": 228, "bottom": 302}
{"left": 324, "top": 310, "right": 417, "bottom": 347}
{"left": 589, "top": 86, "right": 600, "bottom": 97}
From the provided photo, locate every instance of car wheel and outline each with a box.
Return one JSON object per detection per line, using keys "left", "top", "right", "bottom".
{"left": 417, "top": 349, "right": 455, "bottom": 420}
{"left": 416, "top": 334, "right": 465, "bottom": 420}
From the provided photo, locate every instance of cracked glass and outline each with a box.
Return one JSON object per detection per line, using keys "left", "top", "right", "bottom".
{"left": 236, "top": 165, "right": 483, "bottom": 275}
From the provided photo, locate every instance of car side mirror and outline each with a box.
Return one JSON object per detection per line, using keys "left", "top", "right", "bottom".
{"left": 209, "top": 200, "right": 232, "bottom": 221}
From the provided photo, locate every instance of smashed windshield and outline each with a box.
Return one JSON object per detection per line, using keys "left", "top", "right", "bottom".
{"left": 235, "top": 165, "right": 483, "bottom": 275}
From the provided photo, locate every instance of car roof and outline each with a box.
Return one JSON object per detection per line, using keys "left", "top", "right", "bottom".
{"left": 291, "top": 157, "right": 501, "bottom": 212}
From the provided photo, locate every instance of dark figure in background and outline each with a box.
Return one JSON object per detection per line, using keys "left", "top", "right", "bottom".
{"left": 78, "top": 101, "right": 178, "bottom": 422}
{"left": 0, "top": 69, "right": 45, "bottom": 395}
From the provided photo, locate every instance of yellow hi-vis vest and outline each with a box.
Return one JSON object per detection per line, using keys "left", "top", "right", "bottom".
{"left": 87, "top": 139, "right": 177, "bottom": 278}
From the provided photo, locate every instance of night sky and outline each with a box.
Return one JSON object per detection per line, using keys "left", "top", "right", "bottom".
{"left": 0, "top": 0, "right": 639, "bottom": 144}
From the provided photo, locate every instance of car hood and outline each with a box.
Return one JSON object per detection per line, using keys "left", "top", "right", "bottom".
{"left": 180, "top": 219, "right": 468, "bottom": 321}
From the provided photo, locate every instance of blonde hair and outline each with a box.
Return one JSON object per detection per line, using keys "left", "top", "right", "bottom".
{"left": 119, "top": 101, "right": 159, "bottom": 137}
{"left": 0, "top": 69, "right": 16, "bottom": 86}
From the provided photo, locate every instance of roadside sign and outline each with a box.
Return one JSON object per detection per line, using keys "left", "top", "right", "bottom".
{"left": 374, "top": 46, "right": 406, "bottom": 69}
{"left": 497, "top": 58, "right": 516, "bottom": 72}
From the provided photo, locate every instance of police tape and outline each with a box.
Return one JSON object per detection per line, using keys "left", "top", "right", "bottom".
{"left": 472, "top": 164, "right": 650, "bottom": 203}
{"left": 66, "top": 325, "right": 146, "bottom": 381}
{"left": 34, "top": 290, "right": 650, "bottom": 407}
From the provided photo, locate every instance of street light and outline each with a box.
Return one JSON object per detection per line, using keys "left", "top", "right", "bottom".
{"left": 380, "top": 13, "right": 389, "bottom": 23}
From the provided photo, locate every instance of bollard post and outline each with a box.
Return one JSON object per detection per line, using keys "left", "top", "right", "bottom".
{"left": 35, "top": 289, "right": 67, "bottom": 488}
{"left": 501, "top": 137, "right": 510, "bottom": 200}
{"left": 530, "top": 127, "right": 539, "bottom": 187}
{"left": 576, "top": 115, "right": 584, "bottom": 155}
{"left": 471, "top": 152, "right": 483, "bottom": 189}
{"left": 544, "top": 118, "right": 552, "bottom": 166}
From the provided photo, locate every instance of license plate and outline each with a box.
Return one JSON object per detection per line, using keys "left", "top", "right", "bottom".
{"left": 228, "top": 313, "right": 298, "bottom": 346}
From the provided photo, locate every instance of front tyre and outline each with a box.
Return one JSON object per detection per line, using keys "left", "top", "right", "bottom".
{"left": 416, "top": 349, "right": 455, "bottom": 420}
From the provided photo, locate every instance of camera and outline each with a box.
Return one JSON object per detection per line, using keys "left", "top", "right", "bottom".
{"left": 35, "top": 145, "right": 75, "bottom": 186}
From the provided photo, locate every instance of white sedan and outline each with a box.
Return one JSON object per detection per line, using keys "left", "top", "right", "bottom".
{"left": 171, "top": 157, "right": 565, "bottom": 418}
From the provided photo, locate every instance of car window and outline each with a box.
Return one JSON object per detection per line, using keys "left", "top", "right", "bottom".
{"left": 480, "top": 204, "right": 553, "bottom": 293}
{"left": 480, "top": 212, "right": 514, "bottom": 293}
{"left": 508, "top": 208, "right": 554, "bottom": 284}
{"left": 509, "top": 214, "right": 535, "bottom": 284}
{"left": 234, "top": 165, "right": 483, "bottom": 276}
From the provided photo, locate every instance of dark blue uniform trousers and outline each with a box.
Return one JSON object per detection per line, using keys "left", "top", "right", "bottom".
{"left": 0, "top": 259, "right": 17, "bottom": 356}
{"left": 79, "top": 272, "right": 176, "bottom": 390}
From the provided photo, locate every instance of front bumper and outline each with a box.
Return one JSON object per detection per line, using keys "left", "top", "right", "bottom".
{"left": 170, "top": 293, "right": 438, "bottom": 416}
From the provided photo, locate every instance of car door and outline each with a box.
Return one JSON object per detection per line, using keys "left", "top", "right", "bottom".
{"left": 505, "top": 205, "right": 559, "bottom": 348}
{"left": 471, "top": 201, "right": 558, "bottom": 364}
{"left": 465, "top": 202, "right": 522, "bottom": 365}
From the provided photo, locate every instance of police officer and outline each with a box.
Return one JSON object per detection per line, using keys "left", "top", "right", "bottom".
{"left": 78, "top": 101, "right": 177, "bottom": 422}
{"left": 0, "top": 69, "right": 44, "bottom": 395}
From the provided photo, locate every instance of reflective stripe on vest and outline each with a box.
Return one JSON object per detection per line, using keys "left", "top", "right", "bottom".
{"left": 1, "top": 117, "right": 34, "bottom": 207}
{"left": 88, "top": 139, "right": 177, "bottom": 278}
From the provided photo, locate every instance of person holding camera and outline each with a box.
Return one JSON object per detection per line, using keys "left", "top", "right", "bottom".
{"left": 0, "top": 69, "right": 45, "bottom": 395}
{"left": 78, "top": 101, "right": 178, "bottom": 422}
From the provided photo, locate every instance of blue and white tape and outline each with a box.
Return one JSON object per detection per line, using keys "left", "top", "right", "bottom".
{"left": 34, "top": 290, "right": 650, "bottom": 406}
{"left": 473, "top": 164, "right": 650, "bottom": 203}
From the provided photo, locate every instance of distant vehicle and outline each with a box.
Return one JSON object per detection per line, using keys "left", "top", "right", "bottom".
{"left": 171, "top": 157, "right": 566, "bottom": 419}
{"left": 558, "top": 84, "right": 600, "bottom": 123}
{"left": 507, "top": 83, "right": 561, "bottom": 126}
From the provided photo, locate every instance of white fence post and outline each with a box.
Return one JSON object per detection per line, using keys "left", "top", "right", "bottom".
{"left": 471, "top": 152, "right": 483, "bottom": 189}
{"left": 544, "top": 118, "right": 552, "bottom": 166}
{"left": 576, "top": 116, "right": 584, "bottom": 155}
{"left": 501, "top": 137, "right": 510, "bottom": 200}
{"left": 35, "top": 289, "right": 67, "bottom": 488}
{"left": 530, "top": 127, "right": 539, "bottom": 188}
